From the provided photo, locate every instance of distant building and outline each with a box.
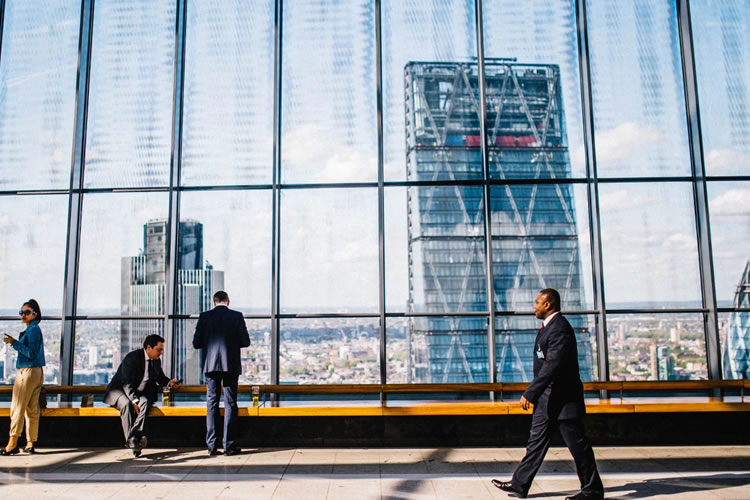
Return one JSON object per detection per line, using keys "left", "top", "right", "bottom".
{"left": 404, "top": 61, "right": 594, "bottom": 383}
{"left": 722, "top": 258, "right": 750, "bottom": 379}
{"left": 121, "top": 219, "right": 224, "bottom": 384}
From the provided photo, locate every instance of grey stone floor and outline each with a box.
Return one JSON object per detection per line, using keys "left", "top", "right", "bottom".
{"left": 1, "top": 446, "right": 749, "bottom": 499}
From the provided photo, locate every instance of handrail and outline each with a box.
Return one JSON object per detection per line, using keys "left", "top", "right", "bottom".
{"left": 0, "top": 380, "right": 746, "bottom": 396}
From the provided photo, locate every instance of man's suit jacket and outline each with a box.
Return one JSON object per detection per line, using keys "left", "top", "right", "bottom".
{"left": 522, "top": 313, "right": 586, "bottom": 420}
{"left": 104, "top": 349, "right": 170, "bottom": 406}
{"left": 192, "top": 305, "right": 250, "bottom": 375}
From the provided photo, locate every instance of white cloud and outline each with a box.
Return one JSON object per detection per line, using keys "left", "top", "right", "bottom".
{"left": 598, "top": 189, "right": 647, "bottom": 211}
{"left": 710, "top": 188, "right": 750, "bottom": 216}
{"left": 574, "top": 121, "right": 664, "bottom": 167}
{"left": 705, "top": 149, "right": 750, "bottom": 175}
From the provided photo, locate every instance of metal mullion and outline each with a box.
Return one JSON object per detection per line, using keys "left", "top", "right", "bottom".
{"left": 475, "top": 0, "right": 497, "bottom": 391}
{"left": 676, "top": 0, "right": 721, "bottom": 380}
{"left": 375, "top": 0, "right": 387, "bottom": 391}
{"left": 60, "top": 0, "right": 95, "bottom": 386}
{"left": 279, "top": 182, "right": 379, "bottom": 190}
{"left": 178, "top": 184, "right": 274, "bottom": 192}
{"left": 0, "top": 190, "right": 70, "bottom": 196}
{"left": 165, "top": 0, "right": 188, "bottom": 378}
{"left": 575, "top": 0, "right": 609, "bottom": 387}
{"left": 270, "top": 0, "right": 283, "bottom": 387}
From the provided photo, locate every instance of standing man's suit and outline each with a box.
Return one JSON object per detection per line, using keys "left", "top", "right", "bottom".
{"left": 104, "top": 349, "right": 170, "bottom": 446}
{"left": 193, "top": 304, "right": 250, "bottom": 452}
{"left": 510, "top": 312, "right": 603, "bottom": 497}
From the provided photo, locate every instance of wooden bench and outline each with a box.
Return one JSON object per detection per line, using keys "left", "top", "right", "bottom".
{"left": 1, "top": 380, "right": 748, "bottom": 417}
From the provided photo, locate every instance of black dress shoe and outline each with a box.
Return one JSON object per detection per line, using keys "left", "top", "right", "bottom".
{"left": 224, "top": 446, "right": 242, "bottom": 456}
{"left": 208, "top": 448, "right": 221, "bottom": 456}
{"left": 566, "top": 491, "right": 604, "bottom": 500}
{"left": 23, "top": 443, "right": 36, "bottom": 454}
{"left": 0, "top": 447, "right": 20, "bottom": 456}
{"left": 491, "top": 479, "right": 526, "bottom": 498}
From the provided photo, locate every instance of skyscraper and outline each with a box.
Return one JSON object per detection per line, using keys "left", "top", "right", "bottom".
{"left": 723, "top": 258, "right": 750, "bottom": 379}
{"left": 121, "top": 219, "right": 224, "bottom": 384}
{"left": 405, "top": 60, "right": 593, "bottom": 383}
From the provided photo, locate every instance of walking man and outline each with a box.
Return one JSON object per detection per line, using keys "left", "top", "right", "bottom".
{"left": 104, "top": 334, "right": 180, "bottom": 457}
{"left": 193, "top": 290, "right": 250, "bottom": 456}
{"left": 492, "top": 288, "right": 604, "bottom": 499}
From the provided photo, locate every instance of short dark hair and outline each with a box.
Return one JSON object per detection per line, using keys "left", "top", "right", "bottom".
{"left": 539, "top": 288, "right": 561, "bottom": 312}
{"left": 213, "top": 290, "right": 229, "bottom": 303}
{"left": 143, "top": 334, "right": 165, "bottom": 350}
{"left": 23, "top": 299, "right": 42, "bottom": 323}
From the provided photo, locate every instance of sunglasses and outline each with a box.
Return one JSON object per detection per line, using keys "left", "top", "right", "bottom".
{"left": 19, "top": 310, "right": 34, "bottom": 316}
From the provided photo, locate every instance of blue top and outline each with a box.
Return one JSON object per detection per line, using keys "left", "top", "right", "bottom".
{"left": 12, "top": 320, "right": 46, "bottom": 368}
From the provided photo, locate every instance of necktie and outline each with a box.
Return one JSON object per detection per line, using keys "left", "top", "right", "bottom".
{"left": 147, "top": 359, "right": 156, "bottom": 384}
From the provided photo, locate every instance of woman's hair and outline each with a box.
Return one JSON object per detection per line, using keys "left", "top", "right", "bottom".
{"left": 23, "top": 299, "right": 42, "bottom": 323}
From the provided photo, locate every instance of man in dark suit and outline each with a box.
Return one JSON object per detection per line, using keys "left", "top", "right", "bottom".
{"left": 193, "top": 290, "right": 250, "bottom": 456}
{"left": 104, "top": 334, "right": 180, "bottom": 457}
{"left": 492, "top": 288, "right": 604, "bottom": 499}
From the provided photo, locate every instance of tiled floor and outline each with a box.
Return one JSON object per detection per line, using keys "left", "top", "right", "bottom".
{"left": 1, "top": 446, "right": 749, "bottom": 499}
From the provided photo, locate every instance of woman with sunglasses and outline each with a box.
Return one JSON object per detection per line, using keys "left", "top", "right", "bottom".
{"left": 2, "top": 299, "right": 45, "bottom": 455}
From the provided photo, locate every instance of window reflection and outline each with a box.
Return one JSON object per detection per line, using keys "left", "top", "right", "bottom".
{"left": 281, "top": 0, "right": 377, "bottom": 183}
{"left": 0, "top": 0, "right": 80, "bottom": 190}
{"left": 587, "top": 0, "right": 691, "bottom": 177}
{"left": 84, "top": 0, "right": 176, "bottom": 188}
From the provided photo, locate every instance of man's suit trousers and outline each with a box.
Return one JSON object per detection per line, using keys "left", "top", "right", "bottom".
{"left": 112, "top": 394, "right": 152, "bottom": 444}
{"left": 511, "top": 409, "right": 603, "bottom": 496}
{"left": 205, "top": 372, "right": 239, "bottom": 451}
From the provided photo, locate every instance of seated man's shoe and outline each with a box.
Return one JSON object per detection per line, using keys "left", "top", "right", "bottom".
{"left": 208, "top": 448, "right": 221, "bottom": 456}
{"left": 566, "top": 491, "right": 604, "bottom": 500}
{"left": 224, "top": 446, "right": 242, "bottom": 456}
{"left": 491, "top": 479, "right": 526, "bottom": 498}
{"left": 138, "top": 436, "right": 148, "bottom": 449}
{"left": 132, "top": 448, "right": 142, "bottom": 458}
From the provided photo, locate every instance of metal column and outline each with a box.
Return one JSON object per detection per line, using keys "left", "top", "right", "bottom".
{"left": 60, "top": 0, "right": 95, "bottom": 386}
{"left": 575, "top": 0, "right": 610, "bottom": 386}
{"left": 165, "top": 0, "right": 188, "bottom": 376}
{"left": 676, "top": 0, "right": 721, "bottom": 380}
{"left": 270, "top": 0, "right": 283, "bottom": 387}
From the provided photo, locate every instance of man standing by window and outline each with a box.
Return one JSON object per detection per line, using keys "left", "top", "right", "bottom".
{"left": 193, "top": 291, "right": 250, "bottom": 456}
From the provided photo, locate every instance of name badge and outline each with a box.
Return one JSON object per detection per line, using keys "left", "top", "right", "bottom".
{"left": 536, "top": 345, "right": 545, "bottom": 359}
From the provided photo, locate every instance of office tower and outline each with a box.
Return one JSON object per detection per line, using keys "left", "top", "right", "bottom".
{"left": 405, "top": 61, "right": 593, "bottom": 383}
{"left": 656, "top": 345, "right": 675, "bottom": 380}
{"left": 121, "top": 219, "right": 224, "bottom": 384}
{"left": 723, "top": 258, "right": 750, "bottom": 379}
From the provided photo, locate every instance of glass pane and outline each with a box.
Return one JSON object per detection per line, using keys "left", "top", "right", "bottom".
{"left": 490, "top": 184, "right": 593, "bottom": 312}
{"left": 392, "top": 315, "right": 489, "bottom": 383}
{"left": 84, "top": 0, "right": 176, "bottom": 188}
{"left": 720, "top": 311, "right": 749, "bottom": 380}
{"left": 77, "top": 192, "right": 169, "bottom": 315}
{"left": 178, "top": 190, "right": 272, "bottom": 314}
{"left": 0, "top": 195, "right": 68, "bottom": 314}
{"left": 691, "top": 0, "right": 750, "bottom": 176}
{"left": 483, "top": 0, "right": 586, "bottom": 178}
{"left": 599, "top": 183, "right": 702, "bottom": 308}
{"left": 280, "top": 188, "right": 378, "bottom": 313}
{"left": 587, "top": 0, "right": 691, "bottom": 177}
{"left": 181, "top": 0, "right": 274, "bottom": 186}
{"left": 385, "top": 187, "right": 409, "bottom": 312}
{"left": 280, "top": 318, "right": 379, "bottom": 384}
{"left": 495, "top": 314, "right": 597, "bottom": 382}
{"left": 0, "top": 0, "right": 80, "bottom": 190}
{"left": 281, "top": 0, "right": 377, "bottom": 183}
{"left": 0, "top": 319, "right": 61, "bottom": 384}
{"left": 383, "top": 0, "right": 477, "bottom": 182}
{"left": 607, "top": 313, "right": 707, "bottom": 380}
{"left": 176, "top": 318, "right": 270, "bottom": 385}
{"left": 708, "top": 182, "right": 750, "bottom": 306}
{"left": 74, "top": 319, "right": 163, "bottom": 385}
{"left": 402, "top": 185, "right": 487, "bottom": 314}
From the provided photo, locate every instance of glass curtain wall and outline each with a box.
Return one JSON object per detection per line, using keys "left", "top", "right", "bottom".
{"left": 0, "top": 0, "right": 748, "bottom": 389}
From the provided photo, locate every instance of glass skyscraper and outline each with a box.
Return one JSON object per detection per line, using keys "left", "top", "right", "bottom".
{"left": 405, "top": 61, "right": 593, "bottom": 383}
{"left": 723, "top": 258, "right": 750, "bottom": 379}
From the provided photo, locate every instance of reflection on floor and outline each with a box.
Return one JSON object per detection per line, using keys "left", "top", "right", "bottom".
{"left": 1, "top": 446, "right": 749, "bottom": 499}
